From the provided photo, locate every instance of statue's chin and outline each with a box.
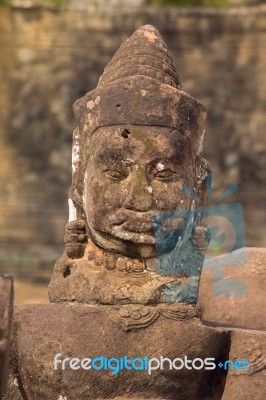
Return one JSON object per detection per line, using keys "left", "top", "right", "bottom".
{"left": 135, "top": 243, "right": 157, "bottom": 259}
{"left": 87, "top": 224, "right": 157, "bottom": 259}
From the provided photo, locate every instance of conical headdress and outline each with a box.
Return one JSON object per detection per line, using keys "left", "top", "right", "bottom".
{"left": 73, "top": 25, "right": 206, "bottom": 141}
{"left": 98, "top": 24, "right": 181, "bottom": 88}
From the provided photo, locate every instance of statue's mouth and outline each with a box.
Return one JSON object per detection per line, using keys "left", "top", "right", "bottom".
{"left": 111, "top": 229, "right": 156, "bottom": 245}
{"left": 108, "top": 210, "right": 161, "bottom": 245}
{"left": 118, "top": 220, "right": 154, "bottom": 234}
{"left": 111, "top": 222, "right": 155, "bottom": 245}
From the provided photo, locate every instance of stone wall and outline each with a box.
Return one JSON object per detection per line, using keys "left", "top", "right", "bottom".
{"left": 0, "top": 1, "right": 265, "bottom": 281}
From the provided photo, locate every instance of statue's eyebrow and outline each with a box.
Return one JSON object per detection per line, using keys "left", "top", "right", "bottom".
{"left": 148, "top": 151, "right": 174, "bottom": 158}
{"left": 145, "top": 153, "right": 187, "bottom": 170}
{"left": 97, "top": 148, "right": 132, "bottom": 162}
{"left": 148, "top": 149, "right": 183, "bottom": 159}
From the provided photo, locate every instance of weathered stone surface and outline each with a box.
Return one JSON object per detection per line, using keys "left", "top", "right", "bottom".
{"left": 199, "top": 247, "right": 266, "bottom": 330}
{"left": 8, "top": 305, "right": 266, "bottom": 399}
{"left": 0, "top": 276, "right": 13, "bottom": 399}
{"left": 49, "top": 235, "right": 208, "bottom": 304}
{"left": 221, "top": 329, "right": 266, "bottom": 400}
{"left": 9, "top": 304, "right": 229, "bottom": 400}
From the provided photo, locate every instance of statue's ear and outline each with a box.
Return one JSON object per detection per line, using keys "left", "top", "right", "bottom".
{"left": 73, "top": 89, "right": 97, "bottom": 122}
{"left": 191, "top": 158, "right": 212, "bottom": 256}
{"left": 195, "top": 157, "right": 211, "bottom": 208}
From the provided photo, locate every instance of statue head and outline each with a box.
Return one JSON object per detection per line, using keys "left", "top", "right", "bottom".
{"left": 67, "top": 25, "right": 209, "bottom": 261}
{"left": 49, "top": 25, "right": 210, "bottom": 305}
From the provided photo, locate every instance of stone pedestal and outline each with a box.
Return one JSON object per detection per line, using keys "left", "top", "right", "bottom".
{"left": 9, "top": 303, "right": 229, "bottom": 400}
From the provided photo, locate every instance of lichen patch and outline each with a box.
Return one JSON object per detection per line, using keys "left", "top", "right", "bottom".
{"left": 144, "top": 31, "right": 157, "bottom": 43}
{"left": 87, "top": 100, "right": 95, "bottom": 109}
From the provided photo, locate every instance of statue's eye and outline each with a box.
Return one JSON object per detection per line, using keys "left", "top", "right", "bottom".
{"left": 154, "top": 169, "right": 176, "bottom": 180}
{"left": 105, "top": 170, "right": 125, "bottom": 180}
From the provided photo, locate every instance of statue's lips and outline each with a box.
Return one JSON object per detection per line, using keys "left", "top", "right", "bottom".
{"left": 118, "top": 220, "right": 154, "bottom": 234}
{"left": 110, "top": 221, "right": 156, "bottom": 245}
{"left": 111, "top": 228, "right": 156, "bottom": 245}
{"left": 108, "top": 210, "right": 160, "bottom": 244}
{"left": 109, "top": 211, "right": 158, "bottom": 230}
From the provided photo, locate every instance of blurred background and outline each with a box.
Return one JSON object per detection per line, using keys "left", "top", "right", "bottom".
{"left": 0, "top": 0, "right": 265, "bottom": 304}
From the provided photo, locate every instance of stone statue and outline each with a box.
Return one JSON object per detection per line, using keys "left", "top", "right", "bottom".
{"left": 49, "top": 24, "right": 210, "bottom": 305}
{"left": 4, "top": 25, "right": 266, "bottom": 400}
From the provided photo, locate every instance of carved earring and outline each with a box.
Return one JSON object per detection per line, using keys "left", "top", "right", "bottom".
{"left": 64, "top": 219, "right": 88, "bottom": 259}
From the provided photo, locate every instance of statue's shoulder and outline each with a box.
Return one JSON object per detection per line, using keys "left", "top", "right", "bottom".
{"left": 198, "top": 247, "right": 266, "bottom": 330}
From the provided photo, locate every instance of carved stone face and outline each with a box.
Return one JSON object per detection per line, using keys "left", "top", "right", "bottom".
{"left": 84, "top": 125, "right": 195, "bottom": 259}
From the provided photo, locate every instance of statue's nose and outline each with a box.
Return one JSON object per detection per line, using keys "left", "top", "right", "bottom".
{"left": 124, "top": 168, "right": 153, "bottom": 212}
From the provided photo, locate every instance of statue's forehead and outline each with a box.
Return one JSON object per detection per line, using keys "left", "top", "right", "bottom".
{"left": 88, "top": 125, "right": 189, "bottom": 160}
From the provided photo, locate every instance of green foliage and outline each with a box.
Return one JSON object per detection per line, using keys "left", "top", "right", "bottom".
{"left": 0, "top": 0, "right": 12, "bottom": 5}
{"left": 1, "top": 0, "right": 265, "bottom": 8}
{"left": 147, "top": 0, "right": 229, "bottom": 6}
{"left": 0, "top": 0, "right": 66, "bottom": 6}
{"left": 49, "top": 0, "right": 65, "bottom": 7}
{"left": 148, "top": 0, "right": 266, "bottom": 5}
